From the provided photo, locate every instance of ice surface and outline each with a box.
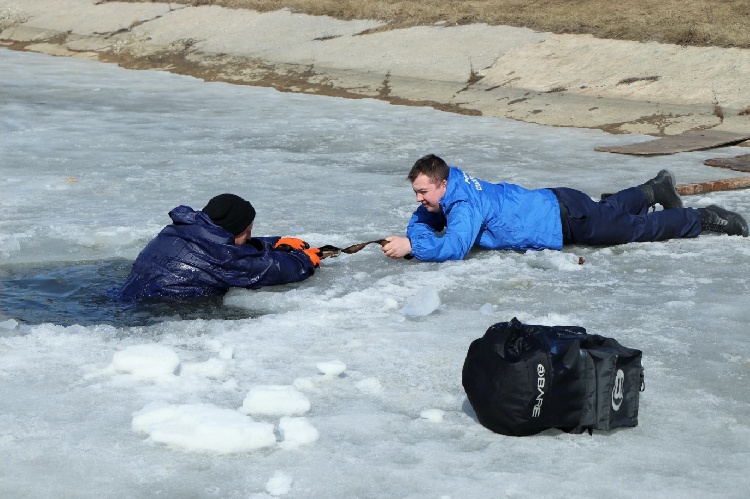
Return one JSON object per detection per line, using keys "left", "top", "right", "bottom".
{"left": 1, "top": 48, "right": 749, "bottom": 498}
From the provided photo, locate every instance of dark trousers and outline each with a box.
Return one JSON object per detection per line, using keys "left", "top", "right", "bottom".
{"left": 551, "top": 187, "right": 702, "bottom": 246}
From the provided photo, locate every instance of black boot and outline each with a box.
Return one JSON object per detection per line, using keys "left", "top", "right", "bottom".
{"left": 639, "top": 170, "right": 683, "bottom": 209}
{"left": 697, "top": 205, "right": 749, "bottom": 237}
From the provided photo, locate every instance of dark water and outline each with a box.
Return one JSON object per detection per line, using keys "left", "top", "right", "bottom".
{"left": 0, "top": 260, "right": 254, "bottom": 327}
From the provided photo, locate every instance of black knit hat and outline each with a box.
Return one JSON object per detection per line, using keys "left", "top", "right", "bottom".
{"left": 202, "top": 193, "right": 256, "bottom": 236}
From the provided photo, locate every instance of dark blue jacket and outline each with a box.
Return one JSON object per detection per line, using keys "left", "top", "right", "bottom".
{"left": 119, "top": 206, "right": 315, "bottom": 300}
{"left": 407, "top": 167, "right": 562, "bottom": 261}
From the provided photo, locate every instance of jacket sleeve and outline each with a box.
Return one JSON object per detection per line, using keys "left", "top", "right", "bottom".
{"left": 206, "top": 242, "right": 316, "bottom": 289}
{"left": 249, "top": 236, "right": 281, "bottom": 251}
{"left": 407, "top": 201, "right": 483, "bottom": 262}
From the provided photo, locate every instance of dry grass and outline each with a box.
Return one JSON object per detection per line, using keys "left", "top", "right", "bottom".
{"left": 115, "top": 0, "right": 750, "bottom": 48}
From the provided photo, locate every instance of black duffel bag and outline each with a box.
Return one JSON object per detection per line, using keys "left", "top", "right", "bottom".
{"left": 462, "top": 317, "right": 644, "bottom": 436}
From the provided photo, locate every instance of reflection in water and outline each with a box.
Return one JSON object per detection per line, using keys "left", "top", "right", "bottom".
{"left": 0, "top": 260, "right": 254, "bottom": 327}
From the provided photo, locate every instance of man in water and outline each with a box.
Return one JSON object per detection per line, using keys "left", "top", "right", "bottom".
{"left": 120, "top": 193, "right": 321, "bottom": 299}
{"left": 382, "top": 154, "right": 748, "bottom": 261}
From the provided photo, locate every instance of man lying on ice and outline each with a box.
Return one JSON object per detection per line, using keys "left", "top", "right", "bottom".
{"left": 382, "top": 154, "right": 748, "bottom": 262}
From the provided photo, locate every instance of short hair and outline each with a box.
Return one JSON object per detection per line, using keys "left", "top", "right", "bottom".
{"left": 407, "top": 154, "right": 449, "bottom": 184}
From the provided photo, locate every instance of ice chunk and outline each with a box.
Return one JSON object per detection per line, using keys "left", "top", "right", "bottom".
{"left": 355, "top": 377, "right": 382, "bottom": 393}
{"left": 111, "top": 344, "right": 180, "bottom": 379}
{"left": 240, "top": 385, "right": 311, "bottom": 416}
{"left": 180, "top": 358, "right": 226, "bottom": 378}
{"left": 266, "top": 470, "right": 293, "bottom": 496}
{"left": 479, "top": 303, "right": 495, "bottom": 315}
{"left": 218, "top": 345, "right": 234, "bottom": 360}
{"left": 420, "top": 409, "right": 445, "bottom": 423}
{"left": 132, "top": 403, "right": 276, "bottom": 453}
{"left": 293, "top": 377, "right": 318, "bottom": 392}
{"left": 0, "top": 319, "right": 18, "bottom": 330}
{"left": 400, "top": 286, "right": 441, "bottom": 316}
{"left": 316, "top": 360, "right": 346, "bottom": 377}
{"left": 279, "top": 416, "right": 319, "bottom": 449}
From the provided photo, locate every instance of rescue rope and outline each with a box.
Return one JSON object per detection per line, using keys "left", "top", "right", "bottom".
{"left": 318, "top": 239, "right": 388, "bottom": 259}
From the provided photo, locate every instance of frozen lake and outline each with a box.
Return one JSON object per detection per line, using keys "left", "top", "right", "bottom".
{"left": 1, "top": 48, "right": 748, "bottom": 497}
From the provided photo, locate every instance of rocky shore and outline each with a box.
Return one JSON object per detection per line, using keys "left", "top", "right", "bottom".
{"left": 2, "top": 0, "right": 749, "bottom": 137}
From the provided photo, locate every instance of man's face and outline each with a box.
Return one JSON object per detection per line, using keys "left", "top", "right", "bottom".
{"left": 412, "top": 173, "right": 447, "bottom": 212}
{"left": 234, "top": 223, "right": 253, "bottom": 245}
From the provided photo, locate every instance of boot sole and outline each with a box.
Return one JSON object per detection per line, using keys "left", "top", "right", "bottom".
{"left": 657, "top": 170, "right": 683, "bottom": 209}
{"left": 707, "top": 205, "right": 749, "bottom": 237}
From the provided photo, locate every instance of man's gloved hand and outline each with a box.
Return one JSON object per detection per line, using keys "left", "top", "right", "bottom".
{"left": 274, "top": 237, "right": 310, "bottom": 252}
{"left": 303, "top": 248, "right": 321, "bottom": 268}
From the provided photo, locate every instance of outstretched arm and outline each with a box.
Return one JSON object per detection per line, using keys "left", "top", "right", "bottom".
{"left": 228, "top": 246, "right": 316, "bottom": 288}
{"left": 408, "top": 202, "right": 482, "bottom": 261}
{"left": 382, "top": 236, "right": 412, "bottom": 259}
{"left": 383, "top": 205, "right": 445, "bottom": 260}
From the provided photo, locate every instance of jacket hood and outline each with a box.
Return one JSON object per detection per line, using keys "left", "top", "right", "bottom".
{"left": 168, "top": 205, "right": 234, "bottom": 244}
{"left": 169, "top": 205, "right": 207, "bottom": 225}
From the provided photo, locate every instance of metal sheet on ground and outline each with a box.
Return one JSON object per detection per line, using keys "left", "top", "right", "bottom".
{"left": 704, "top": 154, "right": 750, "bottom": 172}
{"left": 595, "top": 130, "right": 750, "bottom": 155}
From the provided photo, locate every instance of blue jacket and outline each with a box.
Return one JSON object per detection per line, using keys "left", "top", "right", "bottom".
{"left": 407, "top": 167, "right": 562, "bottom": 261}
{"left": 119, "top": 206, "right": 315, "bottom": 300}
